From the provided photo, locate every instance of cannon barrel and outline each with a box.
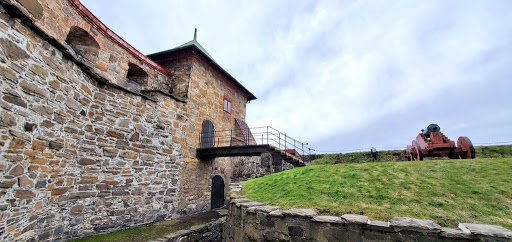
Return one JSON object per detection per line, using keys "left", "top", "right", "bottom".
{"left": 422, "top": 124, "right": 441, "bottom": 138}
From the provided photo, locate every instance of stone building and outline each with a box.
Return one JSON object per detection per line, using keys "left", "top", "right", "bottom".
{"left": 0, "top": 0, "right": 280, "bottom": 240}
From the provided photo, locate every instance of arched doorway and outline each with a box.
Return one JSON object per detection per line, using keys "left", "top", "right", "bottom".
{"left": 211, "top": 175, "right": 225, "bottom": 209}
{"left": 200, "top": 120, "right": 215, "bottom": 148}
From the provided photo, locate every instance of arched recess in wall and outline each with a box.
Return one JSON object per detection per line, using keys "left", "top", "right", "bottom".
{"left": 65, "top": 26, "right": 100, "bottom": 62}
{"left": 126, "top": 63, "right": 148, "bottom": 85}
{"left": 211, "top": 175, "right": 225, "bottom": 209}
{"left": 200, "top": 120, "right": 215, "bottom": 148}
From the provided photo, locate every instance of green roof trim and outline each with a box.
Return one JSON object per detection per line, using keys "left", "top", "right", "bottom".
{"left": 174, "top": 40, "right": 217, "bottom": 64}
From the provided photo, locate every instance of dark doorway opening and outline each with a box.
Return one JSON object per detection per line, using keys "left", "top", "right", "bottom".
{"left": 200, "top": 120, "right": 215, "bottom": 148}
{"left": 211, "top": 175, "right": 225, "bottom": 209}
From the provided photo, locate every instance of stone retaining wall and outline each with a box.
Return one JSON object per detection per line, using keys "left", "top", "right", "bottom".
{"left": 151, "top": 216, "right": 226, "bottom": 242}
{"left": 223, "top": 185, "right": 512, "bottom": 241}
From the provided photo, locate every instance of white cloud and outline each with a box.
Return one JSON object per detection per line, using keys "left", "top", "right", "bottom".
{"left": 82, "top": 0, "right": 512, "bottom": 152}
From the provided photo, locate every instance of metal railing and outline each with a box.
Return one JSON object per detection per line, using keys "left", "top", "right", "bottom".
{"left": 199, "top": 126, "right": 314, "bottom": 161}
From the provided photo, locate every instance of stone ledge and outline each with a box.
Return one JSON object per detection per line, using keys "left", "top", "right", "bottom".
{"left": 283, "top": 208, "right": 317, "bottom": 218}
{"left": 440, "top": 227, "right": 475, "bottom": 239}
{"left": 230, "top": 198, "right": 249, "bottom": 204}
{"left": 253, "top": 205, "right": 280, "bottom": 213}
{"left": 312, "top": 216, "right": 343, "bottom": 224}
{"left": 459, "top": 223, "right": 512, "bottom": 239}
{"left": 237, "top": 201, "right": 263, "bottom": 208}
{"left": 164, "top": 229, "right": 191, "bottom": 240}
{"left": 246, "top": 207, "right": 257, "bottom": 213}
{"left": 341, "top": 214, "right": 368, "bottom": 225}
{"left": 364, "top": 220, "right": 394, "bottom": 232}
{"left": 188, "top": 223, "right": 208, "bottom": 232}
{"left": 389, "top": 217, "right": 442, "bottom": 233}
{"left": 269, "top": 210, "right": 283, "bottom": 217}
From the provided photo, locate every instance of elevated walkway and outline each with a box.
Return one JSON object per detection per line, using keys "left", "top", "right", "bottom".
{"left": 196, "top": 125, "right": 312, "bottom": 167}
{"left": 196, "top": 144, "right": 307, "bottom": 167}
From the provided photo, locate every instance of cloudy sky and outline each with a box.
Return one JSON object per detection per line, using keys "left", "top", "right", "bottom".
{"left": 82, "top": 0, "right": 512, "bottom": 153}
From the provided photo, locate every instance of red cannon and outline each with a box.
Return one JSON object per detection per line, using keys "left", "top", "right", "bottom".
{"left": 405, "top": 124, "right": 475, "bottom": 161}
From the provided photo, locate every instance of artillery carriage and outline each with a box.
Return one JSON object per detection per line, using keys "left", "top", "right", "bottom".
{"left": 405, "top": 124, "right": 475, "bottom": 161}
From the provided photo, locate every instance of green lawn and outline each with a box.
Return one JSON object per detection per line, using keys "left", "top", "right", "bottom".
{"left": 310, "top": 149, "right": 407, "bottom": 165}
{"left": 242, "top": 158, "right": 512, "bottom": 229}
{"left": 476, "top": 145, "right": 512, "bottom": 158}
{"left": 310, "top": 144, "right": 512, "bottom": 165}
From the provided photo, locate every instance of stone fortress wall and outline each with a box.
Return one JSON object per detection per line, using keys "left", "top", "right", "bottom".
{"left": 1, "top": 1, "right": 510, "bottom": 242}
{"left": 0, "top": 0, "right": 276, "bottom": 240}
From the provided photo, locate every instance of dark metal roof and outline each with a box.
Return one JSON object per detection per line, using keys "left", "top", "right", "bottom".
{"left": 147, "top": 40, "right": 257, "bottom": 101}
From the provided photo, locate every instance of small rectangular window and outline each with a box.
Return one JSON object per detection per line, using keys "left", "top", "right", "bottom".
{"left": 223, "top": 98, "right": 231, "bottom": 113}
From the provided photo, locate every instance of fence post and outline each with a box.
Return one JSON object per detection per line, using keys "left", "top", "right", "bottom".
{"left": 266, "top": 126, "right": 269, "bottom": 145}
{"left": 285, "top": 134, "right": 287, "bottom": 150}
{"left": 278, "top": 133, "right": 281, "bottom": 149}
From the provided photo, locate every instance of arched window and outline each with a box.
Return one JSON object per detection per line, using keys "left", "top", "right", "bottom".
{"left": 65, "top": 26, "right": 100, "bottom": 62}
{"left": 126, "top": 63, "right": 148, "bottom": 85}
{"left": 200, "top": 120, "right": 215, "bottom": 148}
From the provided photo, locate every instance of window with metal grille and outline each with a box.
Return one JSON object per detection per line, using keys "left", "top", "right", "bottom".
{"left": 223, "top": 98, "right": 231, "bottom": 113}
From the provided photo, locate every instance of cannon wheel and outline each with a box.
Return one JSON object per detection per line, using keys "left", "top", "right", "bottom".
{"left": 412, "top": 140, "right": 423, "bottom": 161}
{"left": 405, "top": 145, "right": 412, "bottom": 161}
{"left": 458, "top": 136, "right": 475, "bottom": 159}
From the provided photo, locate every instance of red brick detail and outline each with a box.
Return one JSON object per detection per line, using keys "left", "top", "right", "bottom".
{"left": 66, "top": 0, "right": 172, "bottom": 79}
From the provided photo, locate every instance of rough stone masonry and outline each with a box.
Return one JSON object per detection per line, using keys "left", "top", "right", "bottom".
{"left": 223, "top": 186, "right": 512, "bottom": 242}
{"left": 0, "top": 0, "right": 276, "bottom": 240}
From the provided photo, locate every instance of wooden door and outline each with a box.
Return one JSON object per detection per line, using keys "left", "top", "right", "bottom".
{"left": 211, "top": 175, "right": 225, "bottom": 209}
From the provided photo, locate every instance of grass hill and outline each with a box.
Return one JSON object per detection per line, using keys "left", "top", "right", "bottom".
{"left": 310, "top": 144, "right": 512, "bottom": 165}
{"left": 242, "top": 158, "right": 512, "bottom": 229}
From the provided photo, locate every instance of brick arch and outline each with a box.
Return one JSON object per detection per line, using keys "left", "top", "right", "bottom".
{"left": 66, "top": 22, "right": 103, "bottom": 49}
{"left": 65, "top": 23, "right": 103, "bottom": 62}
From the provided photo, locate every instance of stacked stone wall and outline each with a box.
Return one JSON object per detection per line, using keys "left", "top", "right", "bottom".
{"left": 0, "top": 0, "right": 259, "bottom": 241}
{"left": 223, "top": 193, "right": 512, "bottom": 241}
{"left": 0, "top": 3, "right": 193, "bottom": 239}
{"left": 175, "top": 48, "right": 251, "bottom": 216}
{"left": 149, "top": 50, "right": 192, "bottom": 100}
{"left": 1, "top": 0, "right": 179, "bottom": 98}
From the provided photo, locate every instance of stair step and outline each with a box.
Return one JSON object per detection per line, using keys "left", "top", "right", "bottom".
{"left": 266, "top": 146, "right": 308, "bottom": 167}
